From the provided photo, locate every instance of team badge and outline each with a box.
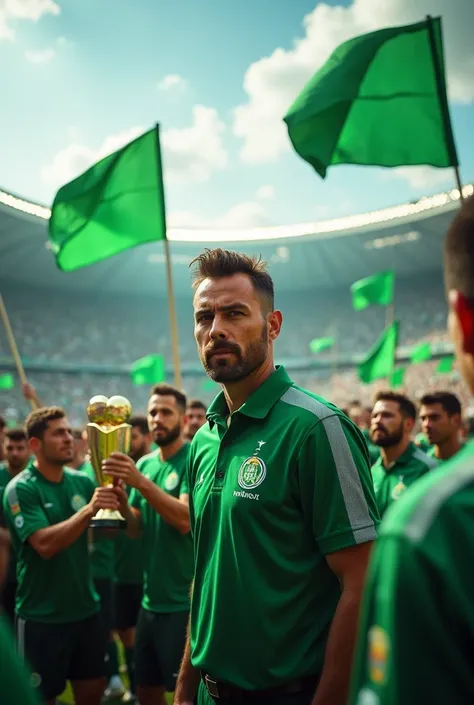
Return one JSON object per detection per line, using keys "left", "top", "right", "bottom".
{"left": 164, "top": 471, "right": 179, "bottom": 491}
{"left": 238, "top": 456, "right": 266, "bottom": 490}
{"left": 14, "top": 515, "right": 24, "bottom": 529}
{"left": 391, "top": 476, "right": 407, "bottom": 501}
{"left": 71, "top": 494, "right": 86, "bottom": 511}
{"left": 368, "top": 626, "right": 389, "bottom": 685}
{"left": 10, "top": 502, "right": 21, "bottom": 516}
{"left": 30, "top": 673, "right": 42, "bottom": 688}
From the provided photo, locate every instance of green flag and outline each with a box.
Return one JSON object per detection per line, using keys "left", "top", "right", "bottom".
{"left": 130, "top": 354, "right": 166, "bottom": 386}
{"left": 410, "top": 342, "right": 432, "bottom": 364}
{"left": 309, "top": 337, "right": 335, "bottom": 354}
{"left": 49, "top": 127, "right": 167, "bottom": 271}
{"left": 436, "top": 355, "right": 454, "bottom": 374}
{"left": 0, "top": 373, "right": 14, "bottom": 390}
{"left": 351, "top": 271, "right": 394, "bottom": 311}
{"left": 284, "top": 17, "right": 458, "bottom": 179}
{"left": 390, "top": 366, "right": 406, "bottom": 389}
{"left": 358, "top": 321, "right": 399, "bottom": 384}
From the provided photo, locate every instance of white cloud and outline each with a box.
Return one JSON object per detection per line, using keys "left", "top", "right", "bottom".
{"left": 158, "top": 74, "right": 187, "bottom": 91}
{"left": 233, "top": 0, "right": 474, "bottom": 165}
{"left": 25, "top": 47, "right": 55, "bottom": 63}
{"left": 0, "top": 0, "right": 60, "bottom": 41}
{"left": 380, "top": 166, "right": 454, "bottom": 190}
{"left": 256, "top": 185, "right": 275, "bottom": 200}
{"left": 168, "top": 200, "right": 272, "bottom": 229}
{"left": 41, "top": 106, "right": 228, "bottom": 192}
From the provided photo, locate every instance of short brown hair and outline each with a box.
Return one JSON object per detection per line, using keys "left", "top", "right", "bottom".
{"left": 190, "top": 248, "right": 274, "bottom": 312}
{"left": 150, "top": 384, "right": 187, "bottom": 412}
{"left": 25, "top": 407, "right": 66, "bottom": 440}
{"left": 420, "top": 391, "right": 462, "bottom": 417}
{"left": 5, "top": 428, "right": 27, "bottom": 443}
{"left": 130, "top": 415, "right": 150, "bottom": 435}
{"left": 444, "top": 194, "right": 474, "bottom": 298}
{"left": 186, "top": 399, "right": 207, "bottom": 412}
{"left": 374, "top": 391, "right": 417, "bottom": 420}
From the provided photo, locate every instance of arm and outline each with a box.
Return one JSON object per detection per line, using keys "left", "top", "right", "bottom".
{"left": 104, "top": 452, "right": 190, "bottom": 534}
{"left": 312, "top": 542, "right": 373, "bottom": 705}
{"left": 174, "top": 583, "right": 200, "bottom": 705}
{"left": 115, "top": 485, "right": 142, "bottom": 539}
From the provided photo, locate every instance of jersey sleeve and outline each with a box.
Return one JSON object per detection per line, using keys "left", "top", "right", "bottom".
{"left": 297, "top": 413, "right": 380, "bottom": 554}
{"left": 129, "top": 487, "right": 142, "bottom": 511}
{"left": 349, "top": 531, "right": 472, "bottom": 705}
{"left": 3, "top": 480, "right": 49, "bottom": 543}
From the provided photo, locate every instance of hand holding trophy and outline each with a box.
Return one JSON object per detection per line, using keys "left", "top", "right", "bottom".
{"left": 86, "top": 395, "right": 132, "bottom": 530}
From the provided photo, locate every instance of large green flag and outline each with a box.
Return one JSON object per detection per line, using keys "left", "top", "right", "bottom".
{"left": 130, "top": 354, "right": 166, "bottom": 386}
{"left": 390, "top": 366, "right": 406, "bottom": 389}
{"left": 284, "top": 17, "right": 458, "bottom": 178}
{"left": 49, "top": 127, "right": 167, "bottom": 271}
{"left": 309, "top": 337, "right": 335, "bottom": 354}
{"left": 410, "top": 342, "right": 432, "bottom": 364}
{"left": 351, "top": 271, "right": 394, "bottom": 311}
{"left": 358, "top": 321, "right": 399, "bottom": 384}
{"left": 436, "top": 355, "right": 454, "bottom": 374}
{"left": 0, "top": 373, "right": 14, "bottom": 390}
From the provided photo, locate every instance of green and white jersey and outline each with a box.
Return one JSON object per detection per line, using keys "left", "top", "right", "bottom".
{"left": 188, "top": 365, "right": 380, "bottom": 690}
{"left": 350, "top": 440, "right": 474, "bottom": 705}
{"left": 2, "top": 465, "right": 99, "bottom": 623}
{"left": 371, "top": 443, "right": 437, "bottom": 517}
{"left": 0, "top": 462, "right": 17, "bottom": 584}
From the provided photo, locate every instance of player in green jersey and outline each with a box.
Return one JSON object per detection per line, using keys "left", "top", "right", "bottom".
{"left": 174, "top": 249, "right": 379, "bottom": 705}
{"left": 348, "top": 401, "right": 380, "bottom": 464}
{"left": 420, "top": 391, "right": 463, "bottom": 461}
{"left": 105, "top": 385, "right": 193, "bottom": 705}
{"left": 0, "top": 427, "right": 30, "bottom": 622}
{"left": 349, "top": 193, "right": 474, "bottom": 705}
{"left": 184, "top": 400, "right": 207, "bottom": 442}
{"left": 2, "top": 406, "right": 121, "bottom": 705}
{"left": 370, "top": 391, "right": 437, "bottom": 516}
{"left": 112, "top": 414, "right": 152, "bottom": 701}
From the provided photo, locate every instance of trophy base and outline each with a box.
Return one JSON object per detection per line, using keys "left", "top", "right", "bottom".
{"left": 90, "top": 508, "right": 127, "bottom": 531}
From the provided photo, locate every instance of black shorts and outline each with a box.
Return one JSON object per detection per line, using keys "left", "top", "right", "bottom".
{"left": 15, "top": 612, "right": 106, "bottom": 701}
{"left": 135, "top": 608, "right": 189, "bottom": 691}
{"left": 113, "top": 582, "right": 143, "bottom": 631}
{"left": 0, "top": 580, "right": 16, "bottom": 624}
{"left": 94, "top": 578, "right": 113, "bottom": 635}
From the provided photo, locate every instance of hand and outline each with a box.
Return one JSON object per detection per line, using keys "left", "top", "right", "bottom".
{"left": 102, "top": 452, "right": 144, "bottom": 490}
{"left": 113, "top": 482, "right": 130, "bottom": 516}
{"left": 89, "top": 487, "right": 121, "bottom": 515}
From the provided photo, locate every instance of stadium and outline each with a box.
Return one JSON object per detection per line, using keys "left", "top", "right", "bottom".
{"left": 0, "top": 184, "right": 472, "bottom": 425}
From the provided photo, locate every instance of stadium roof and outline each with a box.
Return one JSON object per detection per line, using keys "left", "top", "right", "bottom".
{"left": 0, "top": 185, "right": 472, "bottom": 296}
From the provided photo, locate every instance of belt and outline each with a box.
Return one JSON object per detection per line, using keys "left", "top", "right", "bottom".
{"left": 201, "top": 672, "right": 318, "bottom": 700}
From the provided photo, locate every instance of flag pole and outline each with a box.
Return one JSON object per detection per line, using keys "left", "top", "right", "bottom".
{"left": 426, "top": 15, "right": 464, "bottom": 201}
{"left": 155, "top": 124, "right": 182, "bottom": 390}
{"left": 0, "top": 294, "right": 38, "bottom": 410}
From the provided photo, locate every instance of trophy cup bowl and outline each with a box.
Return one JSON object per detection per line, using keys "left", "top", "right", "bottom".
{"left": 86, "top": 395, "right": 132, "bottom": 530}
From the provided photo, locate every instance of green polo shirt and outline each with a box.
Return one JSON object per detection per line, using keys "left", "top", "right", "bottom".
{"left": 188, "top": 365, "right": 380, "bottom": 690}
{"left": 130, "top": 445, "right": 193, "bottom": 613}
{"left": 350, "top": 440, "right": 474, "bottom": 705}
{"left": 2, "top": 465, "right": 100, "bottom": 623}
{"left": 371, "top": 443, "right": 437, "bottom": 517}
{"left": 0, "top": 463, "right": 17, "bottom": 584}
{"left": 426, "top": 444, "right": 463, "bottom": 462}
{"left": 0, "top": 616, "right": 40, "bottom": 704}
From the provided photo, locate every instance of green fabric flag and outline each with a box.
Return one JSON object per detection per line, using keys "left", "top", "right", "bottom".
{"left": 130, "top": 354, "right": 166, "bottom": 386}
{"left": 410, "top": 342, "right": 432, "bottom": 364}
{"left": 309, "top": 337, "right": 335, "bottom": 354}
{"left": 284, "top": 17, "right": 458, "bottom": 179}
{"left": 49, "top": 127, "right": 167, "bottom": 271}
{"left": 351, "top": 271, "right": 394, "bottom": 311}
{"left": 436, "top": 355, "right": 455, "bottom": 374}
{"left": 390, "top": 366, "right": 406, "bottom": 389}
{"left": 358, "top": 321, "right": 399, "bottom": 384}
{"left": 0, "top": 373, "right": 14, "bottom": 390}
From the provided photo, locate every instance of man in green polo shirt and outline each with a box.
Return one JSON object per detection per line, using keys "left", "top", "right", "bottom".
{"left": 349, "top": 193, "right": 474, "bottom": 704}
{"left": 420, "top": 391, "right": 463, "bottom": 461}
{"left": 0, "top": 427, "right": 30, "bottom": 622}
{"left": 174, "top": 249, "right": 379, "bottom": 705}
{"left": 2, "top": 406, "right": 121, "bottom": 705}
{"left": 104, "top": 385, "right": 193, "bottom": 705}
{"left": 370, "top": 390, "right": 437, "bottom": 516}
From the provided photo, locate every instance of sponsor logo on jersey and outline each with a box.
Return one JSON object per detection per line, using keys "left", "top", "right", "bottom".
{"left": 164, "top": 470, "right": 179, "bottom": 491}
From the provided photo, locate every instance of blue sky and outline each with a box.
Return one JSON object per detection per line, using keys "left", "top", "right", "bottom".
{"left": 0, "top": 0, "right": 473, "bottom": 230}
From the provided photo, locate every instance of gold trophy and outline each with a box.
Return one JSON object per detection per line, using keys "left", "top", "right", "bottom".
{"left": 86, "top": 394, "right": 132, "bottom": 530}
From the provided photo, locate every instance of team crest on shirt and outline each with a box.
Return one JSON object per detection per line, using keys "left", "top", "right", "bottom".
{"left": 10, "top": 502, "right": 21, "bottom": 515}
{"left": 391, "top": 476, "right": 407, "bottom": 501}
{"left": 238, "top": 456, "right": 267, "bottom": 490}
{"left": 14, "top": 515, "right": 24, "bottom": 529}
{"left": 71, "top": 494, "right": 86, "bottom": 511}
{"left": 30, "top": 672, "right": 42, "bottom": 688}
{"left": 368, "top": 626, "right": 389, "bottom": 685}
{"left": 164, "top": 470, "right": 179, "bottom": 491}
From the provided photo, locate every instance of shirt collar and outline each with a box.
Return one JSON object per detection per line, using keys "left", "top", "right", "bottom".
{"left": 206, "top": 365, "right": 294, "bottom": 428}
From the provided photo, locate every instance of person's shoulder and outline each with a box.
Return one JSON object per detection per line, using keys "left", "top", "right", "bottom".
{"left": 64, "top": 466, "right": 94, "bottom": 484}
{"left": 137, "top": 449, "right": 160, "bottom": 472}
{"left": 411, "top": 444, "right": 439, "bottom": 471}
{"left": 381, "top": 442, "right": 474, "bottom": 544}
{"left": 277, "top": 384, "right": 348, "bottom": 427}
